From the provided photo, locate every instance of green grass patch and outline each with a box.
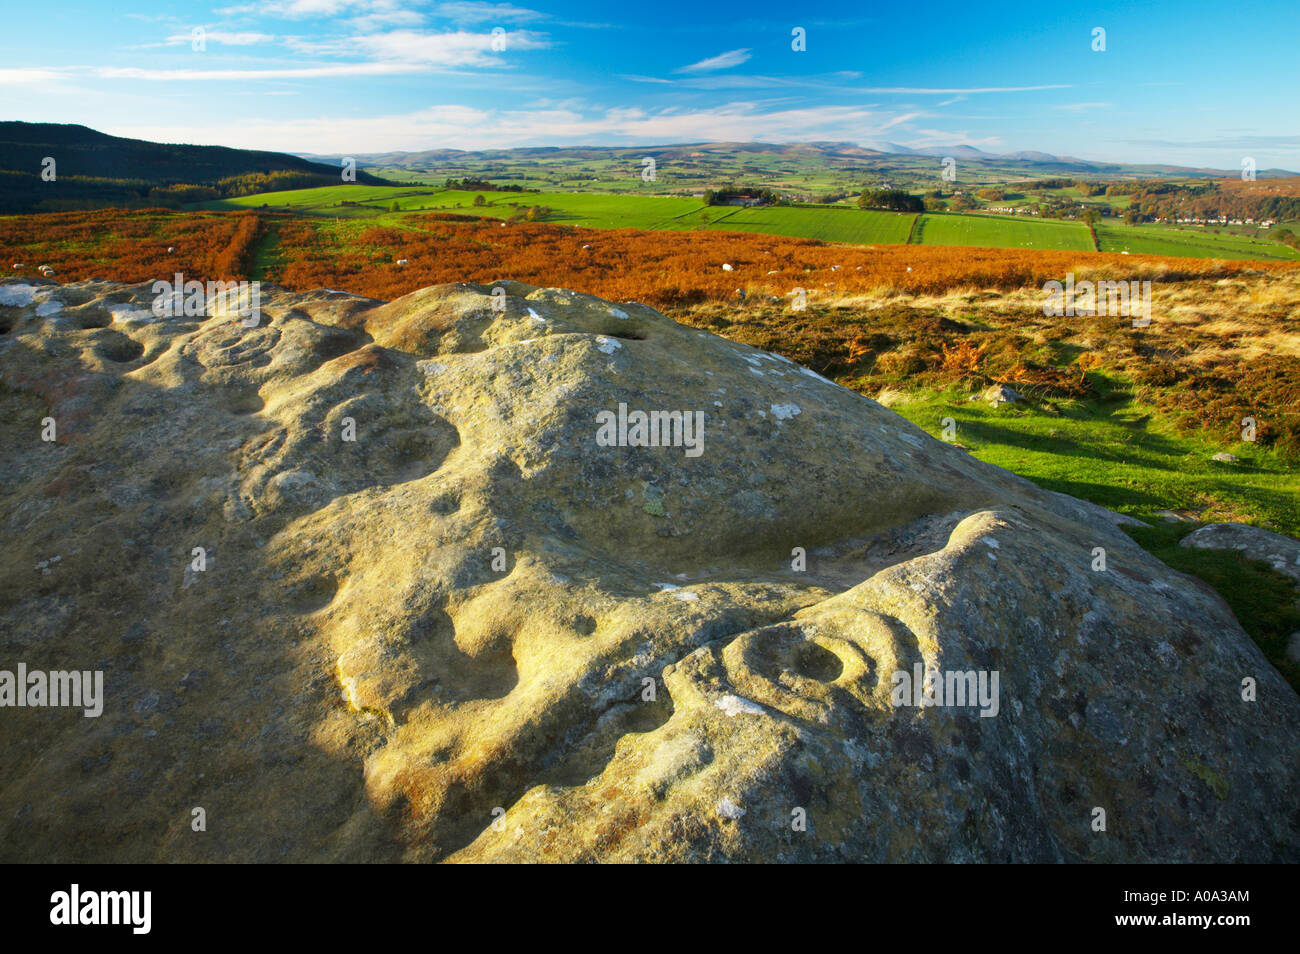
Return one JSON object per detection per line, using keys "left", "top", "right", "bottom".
{"left": 193, "top": 184, "right": 1300, "bottom": 262}
{"left": 890, "top": 376, "right": 1299, "bottom": 534}
{"left": 885, "top": 379, "right": 1300, "bottom": 689}
{"left": 1096, "top": 222, "right": 1299, "bottom": 261}
{"left": 915, "top": 213, "right": 1095, "bottom": 251}
{"left": 705, "top": 206, "right": 914, "bottom": 244}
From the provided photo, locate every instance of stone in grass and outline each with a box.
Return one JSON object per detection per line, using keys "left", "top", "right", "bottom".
{"left": 1212, "top": 452, "right": 1239, "bottom": 463}
{"left": 717, "top": 797, "right": 746, "bottom": 820}
{"left": 1179, "top": 523, "right": 1300, "bottom": 588}
{"left": 982, "top": 383, "right": 1022, "bottom": 407}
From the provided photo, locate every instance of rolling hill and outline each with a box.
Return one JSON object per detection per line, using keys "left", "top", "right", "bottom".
{"left": 0, "top": 121, "right": 395, "bottom": 213}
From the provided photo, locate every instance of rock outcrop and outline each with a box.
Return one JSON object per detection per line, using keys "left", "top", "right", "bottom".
{"left": 1, "top": 276, "right": 1298, "bottom": 862}
{"left": 1180, "top": 522, "right": 1300, "bottom": 597}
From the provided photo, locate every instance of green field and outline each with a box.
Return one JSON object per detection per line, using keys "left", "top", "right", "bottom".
{"left": 205, "top": 186, "right": 711, "bottom": 230}
{"left": 706, "top": 206, "right": 915, "bottom": 244}
{"left": 1096, "top": 222, "right": 1300, "bottom": 260}
{"left": 197, "top": 185, "right": 1299, "bottom": 260}
{"left": 914, "top": 212, "right": 1095, "bottom": 251}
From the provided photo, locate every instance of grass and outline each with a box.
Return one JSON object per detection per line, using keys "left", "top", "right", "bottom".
{"left": 881, "top": 381, "right": 1300, "bottom": 690}
{"left": 205, "top": 186, "right": 709, "bottom": 230}
{"left": 705, "top": 206, "right": 915, "bottom": 244}
{"left": 915, "top": 212, "right": 1095, "bottom": 251}
{"left": 676, "top": 279, "right": 1300, "bottom": 691}
{"left": 888, "top": 377, "right": 1299, "bottom": 535}
{"left": 1096, "top": 222, "right": 1300, "bottom": 261}
{"left": 193, "top": 186, "right": 1299, "bottom": 260}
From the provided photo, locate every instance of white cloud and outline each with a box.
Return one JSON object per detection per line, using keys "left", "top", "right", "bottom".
{"left": 104, "top": 101, "right": 944, "bottom": 154}
{"left": 215, "top": 0, "right": 547, "bottom": 23}
{"left": 217, "top": 0, "right": 385, "bottom": 17}
{"left": 95, "top": 62, "right": 455, "bottom": 80}
{"left": 432, "top": 2, "right": 548, "bottom": 23}
{"left": 879, "top": 112, "right": 923, "bottom": 130}
{"left": 285, "top": 28, "right": 549, "bottom": 68}
{"left": 21, "top": 27, "right": 551, "bottom": 83}
{"left": 0, "top": 68, "right": 64, "bottom": 85}
{"left": 675, "top": 49, "right": 752, "bottom": 74}
{"left": 163, "top": 30, "right": 276, "bottom": 46}
{"left": 348, "top": 10, "right": 426, "bottom": 29}
{"left": 852, "top": 85, "right": 1071, "bottom": 94}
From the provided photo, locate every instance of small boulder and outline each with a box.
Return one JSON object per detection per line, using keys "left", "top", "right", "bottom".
{"left": 982, "top": 383, "right": 1022, "bottom": 407}
{"left": 1179, "top": 523, "right": 1300, "bottom": 589}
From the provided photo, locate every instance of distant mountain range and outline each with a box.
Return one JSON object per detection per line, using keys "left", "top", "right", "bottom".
{"left": 0, "top": 124, "right": 1294, "bottom": 216}
{"left": 298, "top": 139, "right": 1297, "bottom": 179}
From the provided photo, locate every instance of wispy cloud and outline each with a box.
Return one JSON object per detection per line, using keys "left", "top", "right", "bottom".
{"left": 217, "top": 0, "right": 397, "bottom": 18}
{"left": 288, "top": 27, "right": 549, "bottom": 67}
{"left": 853, "top": 85, "right": 1071, "bottom": 94}
{"left": 348, "top": 10, "right": 426, "bottom": 29}
{"left": 1116, "top": 135, "right": 1300, "bottom": 149}
{"left": 675, "top": 49, "right": 751, "bottom": 74}
{"left": 162, "top": 30, "right": 276, "bottom": 46}
{"left": 879, "top": 112, "right": 923, "bottom": 130}
{"left": 106, "top": 101, "right": 940, "bottom": 153}
{"left": 217, "top": 0, "right": 551, "bottom": 25}
{"left": 618, "top": 74, "right": 673, "bottom": 85}
{"left": 432, "top": 2, "right": 548, "bottom": 23}
{"left": 0, "top": 68, "right": 64, "bottom": 84}
{"left": 624, "top": 74, "right": 1070, "bottom": 95}
{"left": 65, "top": 27, "right": 552, "bottom": 80}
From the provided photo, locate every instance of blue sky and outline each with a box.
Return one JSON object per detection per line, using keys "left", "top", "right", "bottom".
{"left": 1, "top": 0, "right": 1297, "bottom": 169}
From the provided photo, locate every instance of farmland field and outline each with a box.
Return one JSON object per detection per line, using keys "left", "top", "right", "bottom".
{"left": 1096, "top": 222, "right": 1300, "bottom": 260}
{"left": 196, "top": 186, "right": 1300, "bottom": 260}
{"left": 205, "top": 186, "right": 711, "bottom": 230}
{"left": 705, "top": 206, "right": 915, "bottom": 244}
{"left": 914, "top": 213, "right": 1095, "bottom": 251}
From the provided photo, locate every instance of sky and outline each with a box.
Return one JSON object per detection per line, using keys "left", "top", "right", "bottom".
{"left": 1, "top": 0, "right": 1297, "bottom": 169}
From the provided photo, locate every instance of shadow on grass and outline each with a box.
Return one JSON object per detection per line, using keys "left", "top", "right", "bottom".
{"left": 955, "top": 417, "right": 1193, "bottom": 467}
{"left": 1126, "top": 522, "right": 1300, "bottom": 693}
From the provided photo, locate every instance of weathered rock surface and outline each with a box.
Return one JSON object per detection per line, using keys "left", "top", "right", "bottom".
{"left": 1180, "top": 522, "right": 1300, "bottom": 596}
{"left": 1, "top": 276, "right": 1298, "bottom": 863}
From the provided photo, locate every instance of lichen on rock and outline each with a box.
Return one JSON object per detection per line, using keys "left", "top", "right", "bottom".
{"left": 1, "top": 276, "right": 1297, "bottom": 863}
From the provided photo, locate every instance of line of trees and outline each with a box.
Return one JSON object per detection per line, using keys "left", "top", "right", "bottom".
{"left": 857, "top": 188, "right": 923, "bottom": 213}
{"left": 703, "top": 187, "right": 783, "bottom": 206}
{"left": 443, "top": 177, "right": 527, "bottom": 192}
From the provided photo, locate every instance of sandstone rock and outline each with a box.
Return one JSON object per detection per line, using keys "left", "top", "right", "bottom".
{"left": 1, "top": 277, "right": 1297, "bottom": 863}
{"left": 1180, "top": 522, "right": 1300, "bottom": 596}
{"left": 1179, "top": 523, "right": 1300, "bottom": 577}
